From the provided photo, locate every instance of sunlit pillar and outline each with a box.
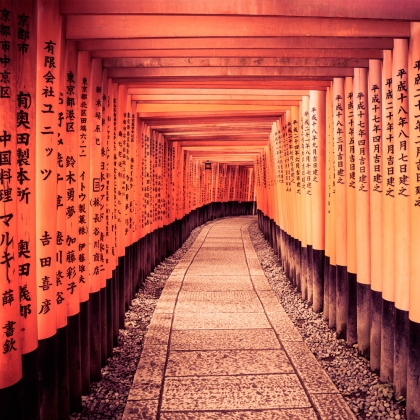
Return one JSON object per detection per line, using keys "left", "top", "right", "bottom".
{"left": 333, "top": 78, "right": 348, "bottom": 339}
{"left": 0, "top": 2, "right": 21, "bottom": 418}
{"left": 36, "top": 1, "right": 62, "bottom": 416}
{"left": 345, "top": 76, "right": 357, "bottom": 346}
{"left": 77, "top": 50, "right": 91, "bottom": 394}
{"left": 354, "top": 67, "right": 371, "bottom": 357}
{"left": 407, "top": 21, "right": 420, "bottom": 420}
{"left": 380, "top": 49, "right": 396, "bottom": 383}
{"left": 309, "top": 90, "right": 326, "bottom": 313}
{"left": 368, "top": 59, "right": 383, "bottom": 373}
{"left": 392, "top": 38, "right": 410, "bottom": 400}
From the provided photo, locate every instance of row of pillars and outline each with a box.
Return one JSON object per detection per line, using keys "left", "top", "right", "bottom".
{"left": 0, "top": 201, "right": 255, "bottom": 420}
{"left": 255, "top": 29, "right": 420, "bottom": 420}
{"left": 0, "top": 0, "right": 257, "bottom": 418}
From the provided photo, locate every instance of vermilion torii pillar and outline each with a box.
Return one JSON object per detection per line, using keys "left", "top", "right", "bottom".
{"left": 333, "top": 77, "right": 348, "bottom": 339}
{"left": 368, "top": 59, "right": 383, "bottom": 373}
{"left": 309, "top": 90, "right": 326, "bottom": 313}
{"left": 408, "top": 21, "right": 420, "bottom": 420}
{"left": 36, "top": 1, "right": 61, "bottom": 418}
{"left": 392, "top": 38, "right": 410, "bottom": 400}
{"left": 381, "top": 49, "right": 396, "bottom": 385}
{"left": 354, "top": 67, "right": 372, "bottom": 358}
{"left": 0, "top": 2, "right": 21, "bottom": 419}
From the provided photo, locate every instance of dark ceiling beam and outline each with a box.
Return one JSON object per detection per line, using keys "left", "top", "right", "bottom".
{"left": 66, "top": 15, "right": 409, "bottom": 39}
{"left": 60, "top": 0, "right": 420, "bottom": 21}
{"left": 103, "top": 57, "right": 369, "bottom": 68}
{"left": 109, "top": 66, "right": 354, "bottom": 78}
{"left": 94, "top": 48, "right": 383, "bottom": 59}
{"left": 79, "top": 37, "right": 393, "bottom": 51}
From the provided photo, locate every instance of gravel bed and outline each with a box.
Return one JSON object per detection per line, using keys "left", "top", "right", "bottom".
{"left": 248, "top": 221, "right": 406, "bottom": 420}
{"left": 70, "top": 221, "right": 210, "bottom": 420}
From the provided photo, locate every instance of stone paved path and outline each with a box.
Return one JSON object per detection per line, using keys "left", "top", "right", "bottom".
{"left": 122, "top": 216, "right": 356, "bottom": 419}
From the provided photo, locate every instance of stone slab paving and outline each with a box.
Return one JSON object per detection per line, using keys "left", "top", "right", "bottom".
{"left": 123, "top": 216, "right": 356, "bottom": 420}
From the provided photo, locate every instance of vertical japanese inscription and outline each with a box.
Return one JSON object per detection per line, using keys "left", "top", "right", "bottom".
{"left": 0, "top": 1, "right": 21, "bottom": 387}
{"left": 36, "top": 1, "right": 60, "bottom": 338}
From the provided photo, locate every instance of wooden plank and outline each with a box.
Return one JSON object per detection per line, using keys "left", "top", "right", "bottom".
{"left": 137, "top": 104, "right": 290, "bottom": 112}
{"left": 154, "top": 125, "right": 274, "bottom": 132}
{"left": 94, "top": 49, "right": 384, "bottom": 59}
{"left": 60, "top": 0, "right": 420, "bottom": 20}
{"left": 66, "top": 15, "right": 409, "bottom": 39}
{"left": 79, "top": 37, "right": 393, "bottom": 51}
{"left": 134, "top": 100, "right": 301, "bottom": 106}
{"left": 108, "top": 66, "right": 354, "bottom": 78}
{"left": 178, "top": 141, "right": 266, "bottom": 147}
{"left": 125, "top": 79, "right": 331, "bottom": 89}
{"left": 103, "top": 57, "right": 369, "bottom": 68}
{"left": 127, "top": 88, "right": 311, "bottom": 95}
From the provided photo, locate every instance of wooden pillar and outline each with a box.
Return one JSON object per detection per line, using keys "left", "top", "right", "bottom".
{"left": 77, "top": 50, "right": 91, "bottom": 395}
{"left": 300, "top": 109, "right": 308, "bottom": 301}
{"left": 333, "top": 78, "right": 348, "bottom": 339}
{"left": 309, "top": 90, "right": 326, "bottom": 313}
{"left": 345, "top": 76, "right": 358, "bottom": 346}
{"left": 101, "top": 73, "right": 116, "bottom": 363}
{"left": 303, "top": 96, "right": 313, "bottom": 305}
{"left": 392, "top": 38, "right": 410, "bottom": 400}
{"left": 0, "top": 2, "right": 22, "bottom": 419}
{"left": 16, "top": 1, "right": 39, "bottom": 418}
{"left": 111, "top": 81, "right": 119, "bottom": 346}
{"left": 63, "top": 40, "right": 82, "bottom": 412}
{"left": 88, "top": 58, "right": 103, "bottom": 382}
{"left": 36, "top": 1, "right": 61, "bottom": 417}
{"left": 56, "top": 27, "right": 69, "bottom": 419}
{"left": 292, "top": 106, "right": 302, "bottom": 293}
{"left": 116, "top": 84, "right": 126, "bottom": 327}
{"left": 380, "top": 49, "right": 396, "bottom": 384}
{"left": 407, "top": 21, "right": 420, "bottom": 420}
{"left": 368, "top": 59, "right": 383, "bottom": 373}
{"left": 354, "top": 67, "right": 372, "bottom": 357}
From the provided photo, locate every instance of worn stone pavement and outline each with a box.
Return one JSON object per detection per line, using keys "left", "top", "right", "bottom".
{"left": 122, "top": 216, "right": 356, "bottom": 420}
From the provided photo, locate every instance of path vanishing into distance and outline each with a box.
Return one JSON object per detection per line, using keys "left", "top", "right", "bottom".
{"left": 123, "top": 216, "right": 356, "bottom": 420}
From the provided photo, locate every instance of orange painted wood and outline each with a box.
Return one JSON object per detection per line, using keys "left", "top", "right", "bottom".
{"left": 333, "top": 78, "right": 347, "bottom": 268}
{"left": 63, "top": 40, "right": 80, "bottom": 317}
{"left": 309, "top": 90, "right": 326, "bottom": 252}
{"left": 392, "top": 39, "right": 410, "bottom": 312}
{"left": 66, "top": 15, "right": 409, "bottom": 39}
{"left": 345, "top": 76, "right": 356, "bottom": 276}
{"left": 60, "top": 0, "right": 420, "bottom": 21}
{"left": 109, "top": 66, "right": 355, "bottom": 78}
{"left": 94, "top": 49, "right": 383, "bottom": 60}
{"left": 88, "top": 58, "right": 103, "bottom": 293}
{"left": 368, "top": 60, "right": 383, "bottom": 293}
{"left": 116, "top": 84, "right": 127, "bottom": 256}
{"left": 103, "top": 57, "right": 369, "bottom": 68}
{"left": 0, "top": 0, "right": 21, "bottom": 388}
{"left": 56, "top": 26, "right": 68, "bottom": 329}
{"left": 79, "top": 37, "right": 394, "bottom": 52}
{"left": 299, "top": 110, "right": 307, "bottom": 247}
{"left": 354, "top": 67, "right": 371, "bottom": 286}
{"left": 302, "top": 96, "right": 312, "bottom": 251}
{"left": 325, "top": 85, "right": 333, "bottom": 263}
{"left": 76, "top": 51, "right": 91, "bottom": 303}
{"left": 16, "top": 0, "right": 39, "bottom": 354}
{"left": 103, "top": 77, "right": 114, "bottom": 280}
{"left": 111, "top": 82, "right": 119, "bottom": 266}
{"left": 408, "top": 22, "right": 420, "bottom": 322}
{"left": 36, "top": 0, "right": 61, "bottom": 339}
{"left": 137, "top": 104, "right": 292, "bottom": 113}
{"left": 291, "top": 105, "right": 302, "bottom": 244}
{"left": 381, "top": 50, "right": 395, "bottom": 303}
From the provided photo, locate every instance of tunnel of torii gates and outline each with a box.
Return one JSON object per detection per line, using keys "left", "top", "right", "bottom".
{"left": 2, "top": 0, "right": 420, "bottom": 419}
